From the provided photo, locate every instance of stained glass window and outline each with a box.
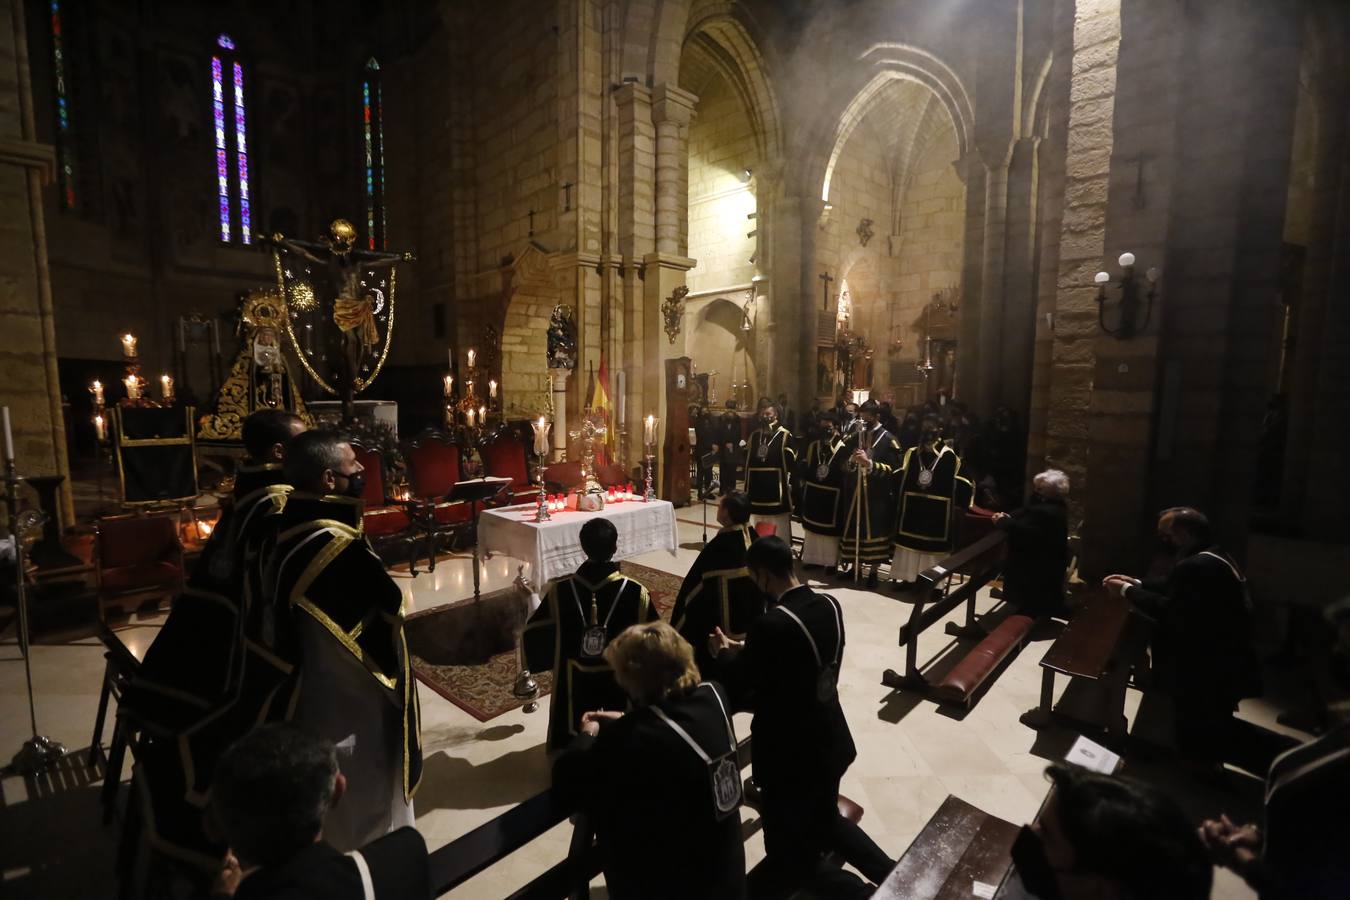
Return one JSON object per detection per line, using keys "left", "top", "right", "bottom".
{"left": 50, "top": 1, "right": 76, "bottom": 209}
{"left": 362, "top": 58, "right": 386, "bottom": 250}
{"left": 212, "top": 35, "right": 251, "bottom": 244}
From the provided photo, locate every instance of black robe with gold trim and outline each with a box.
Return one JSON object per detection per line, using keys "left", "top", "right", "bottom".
{"left": 671, "top": 524, "right": 766, "bottom": 672}
{"left": 264, "top": 493, "right": 422, "bottom": 808}
{"left": 743, "top": 424, "right": 797, "bottom": 515}
{"left": 840, "top": 425, "right": 903, "bottom": 564}
{"left": 893, "top": 444, "right": 973, "bottom": 554}
{"left": 798, "top": 436, "right": 847, "bottom": 537}
{"left": 523, "top": 561, "right": 658, "bottom": 752}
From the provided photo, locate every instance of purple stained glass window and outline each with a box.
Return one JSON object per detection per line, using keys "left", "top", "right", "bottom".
{"left": 234, "top": 62, "right": 250, "bottom": 244}
{"left": 212, "top": 56, "right": 229, "bottom": 242}
{"left": 213, "top": 43, "right": 250, "bottom": 244}
{"left": 51, "top": 1, "right": 76, "bottom": 208}
{"left": 362, "top": 59, "right": 386, "bottom": 250}
{"left": 217, "top": 33, "right": 235, "bottom": 50}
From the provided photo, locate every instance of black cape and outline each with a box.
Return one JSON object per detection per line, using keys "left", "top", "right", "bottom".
{"left": 523, "top": 561, "right": 658, "bottom": 752}
{"left": 744, "top": 424, "right": 796, "bottom": 515}
{"left": 997, "top": 496, "right": 1069, "bottom": 615}
{"left": 671, "top": 524, "right": 766, "bottom": 672}
{"left": 840, "top": 426, "right": 902, "bottom": 565}
{"left": 893, "top": 443, "right": 973, "bottom": 554}
{"left": 798, "top": 437, "right": 847, "bottom": 537}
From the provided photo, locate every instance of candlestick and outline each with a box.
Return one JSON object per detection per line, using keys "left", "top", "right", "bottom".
{"left": 533, "top": 449, "right": 551, "bottom": 523}
{"left": 466, "top": 379, "right": 474, "bottom": 397}
{"left": 443, "top": 375, "right": 454, "bottom": 397}
{"left": 90, "top": 380, "right": 104, "bottom": 407}
{"left": 121, "top": 333, "right": 138, "bottom": 359}
{"left": 2, "top": 406, "right": 13, "bottom": 462}
{"left": 643, "top": 443, "right": 656, "bottom": 502}
{"left": 489, "top": 379, "right": 498, "bottom": 399}
{"left": 466, "top": 407, "right": 476, "bottom": 427}
{"left": 160, "top": 374, "right": 174, "bottom": 404}
{"left": 532, "top": 416, "right": 552, "bottom": 456}
{"left": 93, "top": 414, "right": 107, "bottom": 442}
{"left": 644, "top": 414, "right": 657, "bottom": 446}
{"left": 124, "top": 375, "right": 141, "bottom": 401}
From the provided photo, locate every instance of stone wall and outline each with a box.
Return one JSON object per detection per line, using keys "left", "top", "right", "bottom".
{"left": 686, "top": 70, "right": 757, "bottom": 296}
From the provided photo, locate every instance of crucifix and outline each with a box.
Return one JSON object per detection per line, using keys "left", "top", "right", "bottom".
{"left": 528, "top": 209, "right": 536, "bottom": 236}
{"left": 819, "top": 271, "right": 835, "bottom": 311}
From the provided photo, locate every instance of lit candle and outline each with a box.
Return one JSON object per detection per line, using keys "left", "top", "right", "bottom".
{"left": 91, "top": 379, "right": 104, "bottom": 407}
{"left": 121, "top": 333, "right": 138, "bottom": 358}
{"left": 478, "top": 404, "right": 487, "bottom": 424}
{"left": 466, "top": 407, "right": 476, "bottom": 427}
{"left": 467, "top": 348, "right": 476, "bottom": 369}
{"left": 93, "top": 414, "right": 107, "bottom": 442}
{"left": 489, "top": 379, "right": 498, "bottom": 399}
{"left": 124, "top": 375, "right": 141, "bottom": 400}
{"left": 644, "top": 414, "right": 656, "bottom": 446}
{"left": 532, "top": 416, "right": 551, "bottom": 456}
{"left": 2, "top": 406, "right": 13, "bottom": 462}
{"left": 160, "top": 374, "right": 174, "bottom": 403}
{"left": 196, "top": 519, "right": 214, "bottom": 540}
{"left": 443, "top": 374, "right": 454, "bottom": 397}
{"left": 466, "top": 380, "right": 474, "bottom": 397}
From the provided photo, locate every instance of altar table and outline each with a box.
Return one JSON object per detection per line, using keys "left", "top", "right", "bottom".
{"left": 478, "top": 499, "right": 678, "bottom": 585}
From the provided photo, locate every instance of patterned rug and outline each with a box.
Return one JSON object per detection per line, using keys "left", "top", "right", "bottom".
{"left": 406, "top": 560, "right": 683, "bottom": 722}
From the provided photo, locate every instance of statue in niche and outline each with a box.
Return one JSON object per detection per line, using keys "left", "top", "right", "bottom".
{"left": 547, "top": 304, "right": 578, "bottom": 370}
{"left": 856, "top": 218, "right": 875, "bottom": 247}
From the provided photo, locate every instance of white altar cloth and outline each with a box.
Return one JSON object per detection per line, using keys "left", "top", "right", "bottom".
{"left": 478, "top": 499, "right": 678, "bottom": 585}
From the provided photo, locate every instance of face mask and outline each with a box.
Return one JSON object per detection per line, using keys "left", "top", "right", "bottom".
{"left": 338, "top": 471, "right": 366, "bottom": 499}
{"left": 1010, "top": 826, "right": 1065, "bottom": 900}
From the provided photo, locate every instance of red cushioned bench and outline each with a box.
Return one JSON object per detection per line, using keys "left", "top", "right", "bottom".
{"left": 933, "top": 613, "right": 1036, "bottom": 709}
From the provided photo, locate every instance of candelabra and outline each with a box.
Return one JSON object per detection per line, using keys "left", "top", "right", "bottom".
{"left": 1095, "top": 252, "right": 1159, "bottom": 339}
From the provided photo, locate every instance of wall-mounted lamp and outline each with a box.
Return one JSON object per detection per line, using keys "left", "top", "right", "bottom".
{"left": 1095, "top": 251, "right": 1158, "bottom": 339}
{"left": 740, "top": 167, "right": 754, "bottom": 183}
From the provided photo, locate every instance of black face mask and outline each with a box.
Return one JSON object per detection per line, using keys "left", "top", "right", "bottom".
{"left": 337, "top": 471, "right": 366, "bottom": 499}
{"left": 1010, "top": 826, "right": 1065, "bottom": 900}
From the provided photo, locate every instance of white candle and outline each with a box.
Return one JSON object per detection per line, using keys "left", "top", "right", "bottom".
{"left": 532, "top": 417, "right": 551, "bottom": 455}
{"left": 466, "top": 407, "right": 476, "bottom": 427}
{"left": 489, "top": 379, "right": 498, "bottom": 399}
{"left": 448, "top": 348, "right": 454, "bottom": 372}
{"left": 478, "top": 404, "right": 487, "bottom": 424}
{"left": 160, "top": 374, "right": 174, "bottom": 403}
{"left": 93, "top": 414, "right": 107, "bottom": 441}
{"left": 124, "top": 375, "right": 141, "bottom": 400}
{"left": 644, "top": 414, "right": 656, "bottom": 446}
{"left": 466, "top": 379, "right": 474, "bottom": 397}
{"left": 467, "top": 348, "right": 476, "bottom": 369}
{"left": 121, "top": 333, "right": 138, "bottom": 358}
{"left": 617, "top": 371, "right": 626, "bottom": 424}
{"left": 443, "top": 375, "right": 454, "bottom": 397}
{"left": 1, "top": 406, "right": 12, "bottom": 462}
{"left": 91, "top": 380, "right": 104, "bottom": 406}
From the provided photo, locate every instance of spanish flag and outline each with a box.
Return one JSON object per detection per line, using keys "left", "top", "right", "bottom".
{"left": 587, "top": 354, "right": 616, "bottom": 459}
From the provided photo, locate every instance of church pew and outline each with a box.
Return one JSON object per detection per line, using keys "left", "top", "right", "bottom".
{"left": 1019, "top": 587, "right": 1146, "bottom": 738}
{"left": 881, "top": 530, "right": 1006, "bottom": 695}
{"left": 871, "top": 794, "right": 1019, "bottom": 900}
{"left": 933, "top": 613, "right": 1036, "bottom": 709}
{"left": 429, "top": 736, "right": 753, "bottom": 898}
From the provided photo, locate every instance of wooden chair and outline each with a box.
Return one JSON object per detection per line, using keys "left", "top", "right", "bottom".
{"left": 94, "top": 514, "right": 185, "bottom": 621}
{"left": 351, "top": 440, "right": 418, "bottom": 566}
{"left": 482, "top": 431, "right": 536, "bottom": 503}
{"left": 403, "top": 432, "right": 473, "bottom": 572}
{"left": 543, "top": 460, "right": 584, "bottom": 494}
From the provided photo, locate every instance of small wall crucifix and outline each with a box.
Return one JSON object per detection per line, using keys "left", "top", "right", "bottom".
{"left": 819, "top": 271, "right": 835, "bottom": 311}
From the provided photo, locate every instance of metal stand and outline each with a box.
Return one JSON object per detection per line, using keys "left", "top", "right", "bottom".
{"left": 511, "top": 565, "right": 539, "bottom": 714}
{"left": 5, "top": 460, "right": 67, "bottom": 774}
{"left": 533, "top": 451, "right": 551, "bottom": 524}
{"left": 643, "top": 443, "right": 656, "bottom": 502}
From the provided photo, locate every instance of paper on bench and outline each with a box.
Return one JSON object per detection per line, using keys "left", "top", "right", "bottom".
{"left": 1065, "top": 735, "right": 1121, "bottom": 774}
{"left": 972, "top": 882, "right": 997, "bottom": 898}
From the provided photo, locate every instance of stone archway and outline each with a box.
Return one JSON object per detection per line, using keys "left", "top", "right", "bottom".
{"left": 499, "top": 245, "right": 561, "bottom": 418}
{"left": 687, "top": 295, "right": 756, "bottom": 406}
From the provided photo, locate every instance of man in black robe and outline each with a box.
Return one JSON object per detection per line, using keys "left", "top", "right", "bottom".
{"left": 1104, "top": 507, "right": 1262, "bottom": 767}
{"left": 991, "top": 469, "right": 1070, "bottom": 617}
{"left": 717, "top": 405, "right": 744, "bottom": 496}
{"left": 523, "top": 518, "right": 659, "bottom": 753}
{"left": 264, "top": 430, "right": 421, "bottom": 850}
{"left": 671, "top": 490, "right": 765, "bottom": 672}
{"left": 839, "top": 400, "right": 902, "bottom": 588}
{"left": 121, "top": 410, "right": 305, "bottom": 867}
{"left": 891, "top": 417, "right": 974, "bottom": 586}
{"left": 710, "top": 537, "right": 894, "bottom": 895}
{"left": 798, "top": 411, "right": 846, "bottom": 574}
{"left": 692, "top": 404, "right": 718, "bottom": 499}
{"left": 744, "top": 401, "right": 797, "bottom": 541}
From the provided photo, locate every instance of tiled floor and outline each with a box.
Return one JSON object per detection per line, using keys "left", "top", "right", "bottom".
{"left": 1, "top": 503, "right": 1275, "bottom": 898}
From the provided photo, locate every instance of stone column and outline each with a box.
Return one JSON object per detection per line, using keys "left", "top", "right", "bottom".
{"left": 955, "top": 153, "right": 987, "bottom": 406}
{"left": 614, "top": 82, "right": 656, "bottom": 462}
{"left": 1000, "top": 137, "right": 1041, "bottom": 414}
{"left": 652, "top": 84, "right": 697, "bottom": 256}
{"left": 977, "top": 154, "right": 1012, "bottom": 412}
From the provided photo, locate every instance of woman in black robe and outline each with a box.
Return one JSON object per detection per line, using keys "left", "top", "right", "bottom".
{"left": 991, "top": 469, "right": 1070, "bottom": 617}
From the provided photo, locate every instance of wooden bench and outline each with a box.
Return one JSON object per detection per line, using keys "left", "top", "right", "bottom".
{"left": 883, "top": 531, "right": 1022, "bottom": 709}
{"left": 872, "top": 794, "right": 1019, "bottom": 900}
{"left": 1019, "top": 588, "right": 1146, "bottom": 738}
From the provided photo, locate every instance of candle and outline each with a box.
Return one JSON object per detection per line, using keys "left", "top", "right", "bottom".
{"left": 124, "top": 375, "right": 141, "bottom": 400}
{"left": 617, "top": 371, "right": 626, "bottom": 424}
{"left": 448, "top": 348, "right": 454, "bottom": 371}
{"left": 93, "top": 414, "right": 107, "bottom": 441}
{"left": 91, "top": 379, "right": 104, "bottom": 407}
{"left": 443, "top": 375, "right": 454, "bottom": 397}
{"left": 160, "top": 374, "right": 174, "bottom": 403}
{"left": 196, "top": 519, "right": 214, "bottom": 540}
{"left": 1, "top": 406, "right": 13, "bottom": 462}
{"left": 489, "top": 379, "right": 498, "bottom": 399}
{"left": 467, "top": 348, "right": 476, "bottom": 369}
{"left": 532, "top": 416, "right": 551, "bottom": 456}
{"left": 644, "top": 414, "right": 656, "bottom": 446}
{"left": 466, "top": 407, "right": 476, "bottom": 427}
{"left": 478, "top": 404, "right": 487, "bottom": 424}
{"left": 121, "top": 333, "right": 138, "bottom": 358}
{"left": 466, "top": 379, "right": 474, "bottom": 397}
